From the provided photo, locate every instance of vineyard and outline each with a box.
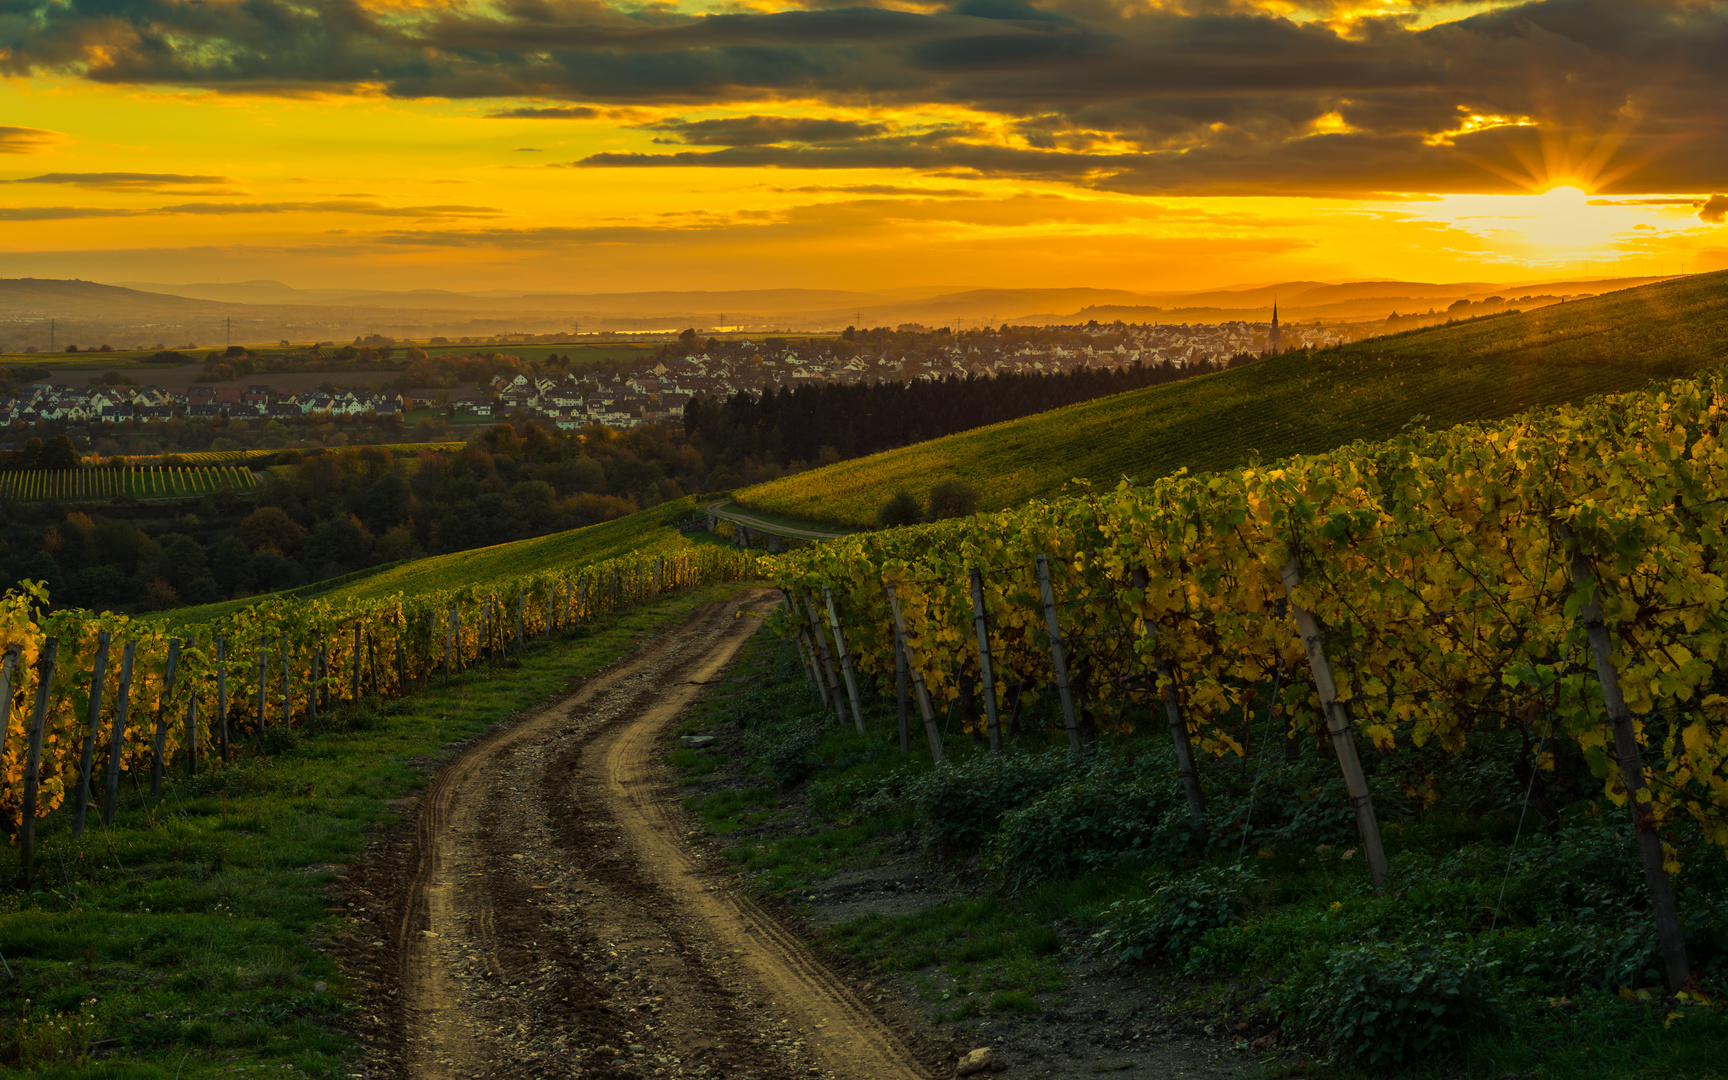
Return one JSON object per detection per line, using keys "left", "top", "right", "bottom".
{"left": 768, "top": 367, "right": 1728, "bottom": 994}
{"left": 738, "top": 270, "right": 1728, "bottom": 526}
{"left": 0, "top": 464, "right": 258, "bottom": 502}
{"left": 87, "top": 442, "right": 471, "bottom": 467}
{"left": 0, "top": 542, "right": 759, "bottom": 887}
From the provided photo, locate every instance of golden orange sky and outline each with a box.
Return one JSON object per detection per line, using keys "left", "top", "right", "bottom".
{"left": 2, "top": 0, "right": 1724, "bottom": 292}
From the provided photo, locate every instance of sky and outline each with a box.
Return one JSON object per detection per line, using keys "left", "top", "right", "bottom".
{"left": 1, "top": 0, "right": 1725, "bottom": 294}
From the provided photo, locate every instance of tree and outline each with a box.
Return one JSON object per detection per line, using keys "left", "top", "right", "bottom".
{"left": 303, "top": 516, "right": 370, "bottom": 575}
{"left": 209, "top": 535, "right": 256, "bottom": 593}
{"left": 927, "top": 479, "right": 979, "bottom": 521}
{"left": 156, "top": 534, "right": 209, "bottom": 590}
{"left": 240, "top": 506, "right": 306, "bottom": 554}
{"left": 89, "top": 518, "right": 159, "bottom": 575}
{"left": 40, "top": 435, "right": 78, "bottom": 470}
{"left": 876, "top": 490, "right": 923, "bottom": 528}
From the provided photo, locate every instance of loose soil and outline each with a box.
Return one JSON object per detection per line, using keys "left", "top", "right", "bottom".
{"left": 335, "top": 591, "right": 931, "bottom": 1080}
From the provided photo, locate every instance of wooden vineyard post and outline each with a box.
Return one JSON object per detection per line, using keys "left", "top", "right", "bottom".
{"left": 1132, "top": 568, "right": 1207, "bottom": 845}
{"left": 968, "top": 568, "right": 1003, "bottom": 755}
{"left": 350, "top": 626, "right": 362, "bottom": 700}
{"left": 883, "top": 582, "right": 944, "bottom": 765}
{"left": 547, "top": 585, "right": 556, "bottom": 636}
{"left": 185, "top": 684, "right": 199, "bottom": 777}
{"left": 1557, "top": 522, "right": 1690, "bottom": 990}
{"left": 823, "top": 587, "right": 868, "bottom": 735}
{"left": 1281, "top": 558, "right": 1388, "bottom": 890}
{"left": 802, "top": 593, "right": 844, "bottom": 719}
{"left": 395, "top": 624, "right": 406, "bottom": 697}
{"left": 1035, "top": 555, "right": 1083, "bottom": 750}
{"left": 895, "top": 628, "right": 910, "bottom": 754}
{"left": 438, "top": 608, "right": 452, "bottom": 680}
{"left": 516, "top": 590, "right": 526, "bottom": 649}
{"left": 150, "top": 637, "right": 181, "bottom": 797}
{"left": 19, "top": 638, "right": 59, "bottom": 887}
{"left": 309, "top": 648, "right": 320, "bottom": 731}
{"left": 102, "top": 642, "right": 135, "bottom": 827}
{"left": 799, "top": 630, "right": 831, "bottom": 710}
{"left": 73, "top": 631, "right": 111, "bottom": 836}
{"left": 282, "top": 645, "right": 292, "bottom": 728}
{"left": 0, "top": 646, "right": 20, "bottom": 772}
{"left": 216, "top": 637, "right": 229, "bottom": 763}
{"left": 255, "top": 638, "right": 269, "bottom": 754}
{"left": 367, "top": 635, "right": 381, "bottom": 697}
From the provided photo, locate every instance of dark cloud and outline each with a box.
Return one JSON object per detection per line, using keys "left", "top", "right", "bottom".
{"left": 1, "top": 0, "right": 1724, "bottom": 194}
{"left": 6, "top": 171, "right": 236, "bottom": 189}
{"left": 776, "top": 183, "right": 981, "bottom": 196}
{"left": 647, "top": 115, "right": 892, "bottom": 146}
{"left": 0, "top": 126, "right": 64, "bottom": 153}
{"left": 487, "top": 106, "right": 600, "bottom": 119}
{"left": 1702, "top": 195, "right": 1728, "bottom": 225}
{"left": 0, "top": 200, "right": 503, "bottom": 220}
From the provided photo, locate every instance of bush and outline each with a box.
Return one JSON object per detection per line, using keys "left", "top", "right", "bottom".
{"left": 762, "top": 719, "right": 825, "bottom": 787}
{"left": 990, "top": 758, "right": 1191, "bottom": 888}
{"left": 926, "top": 479, "right": 979, "bottom": 520}
{"left": 875, "top": 490, "right": 923, "bottom": 528}
{"left": 1091, "top": 864, "right": 1257, "bottom": 963}
{"left": 903, "top": 749, "right": 1085, "bottom": 855}
{"left": 1282, "top": 941, "right": 1504, "bottom": 1065}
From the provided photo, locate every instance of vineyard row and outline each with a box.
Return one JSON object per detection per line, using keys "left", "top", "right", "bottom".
{"left": 769, "top": 369, "right": 1728, "bottom": 993}
{"left": 0, "top": 543, "right": 759, "bottom": 886}
{"left": 0, "top": 465, "right": 259, "bottom": 502}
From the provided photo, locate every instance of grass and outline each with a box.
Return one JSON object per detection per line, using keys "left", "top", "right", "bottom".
{"left": 0, "top": 581, "right": 754, "bottom": 1077}
{"left": 160, "top": 496, "right": 712, "bottom": 625}
{"left": 666, "top": 630, "right": 1728, "bottom": 1078}
{"left": 737, "top": 270, "right": 1728, "bottom": 526}
{"left": 88, "top": 444, "right": 470, "bottom": 467}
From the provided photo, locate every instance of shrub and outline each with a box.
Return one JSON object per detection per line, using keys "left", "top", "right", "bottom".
{"left": 762, "top": 719, "right": 825, "bottom": 786}
{"left": 903, "top": 749, "right": 1084, "bottom": 855}
{"left": 926, "top": 479, "right": 979, "bottom": 520}
{"left": 1091, "top": 864, "right": 1257, "bottom": 963}
{"left": 1281, "top": 941, "right": 1503, "bottom": 1065}
{"left": 875, "top": 490, "right": 923, "bottom": 528}
{"left": 990, "top": 759, "right": 1191, "bottom": 888}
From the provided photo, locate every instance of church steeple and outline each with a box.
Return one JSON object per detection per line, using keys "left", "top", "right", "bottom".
{"left": 1268, "top": 297, "right": 1282, "bottom": 355}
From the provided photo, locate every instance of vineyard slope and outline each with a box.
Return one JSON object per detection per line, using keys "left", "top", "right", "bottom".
{"left": 164, "top": 497, "right": 711, "bottom": 624}
{"left": 737, "top": 269, "right": 1728, "bottom": 527}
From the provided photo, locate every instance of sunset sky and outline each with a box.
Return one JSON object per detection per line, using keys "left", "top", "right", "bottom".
{"left": 2, "top": 0, "right": 1725, "bottom": 293}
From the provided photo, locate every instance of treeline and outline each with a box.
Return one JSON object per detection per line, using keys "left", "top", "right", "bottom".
{"left": 0, "top": 424, "right": 703, "bottom": 612}
{"left": 684, "top": 358, "right": 1217, "bottom": 469}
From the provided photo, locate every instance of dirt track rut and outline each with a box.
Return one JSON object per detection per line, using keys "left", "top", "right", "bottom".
{"left": 370, "top": 591, "right": 928, "bottom": 1080}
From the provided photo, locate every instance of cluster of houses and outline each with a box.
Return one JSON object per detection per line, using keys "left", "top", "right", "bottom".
{"left": 0, "top": 382, "right": 409, "bottom": 429}
{"left": 1, "top": 318, "right": 1351, "bottom": 436}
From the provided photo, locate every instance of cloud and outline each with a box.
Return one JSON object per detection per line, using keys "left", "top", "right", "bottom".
{"left": 776, "top": 183, "right": 982, "bottom": 196}
{"left": 1700, "top": 195, "right": 1728, "bottom": 225}
{"left": 6, "top": 171, "right": 238, "bottom": 192}
{"left": 0, "top": 200, "right": 504, "bottom": 221}
{"left": 488, "top": 106, "right": 600, "bottom": 119}
{"left": 647, "top": 116, "right": 893, "bottom": 146}
{"left": 0, "top": 126, "right": 65, "bottom": 154}
{"left": 0, "top": 0, "right": 1724, "bottom": 194}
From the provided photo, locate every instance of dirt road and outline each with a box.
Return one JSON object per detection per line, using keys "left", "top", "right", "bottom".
{"left": 354, "top": 591, "right": 928, "bottom": 1080}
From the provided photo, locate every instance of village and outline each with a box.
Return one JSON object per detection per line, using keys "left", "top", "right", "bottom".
{"left": 0, "top": 317, "right": 1348, "bottom": 440}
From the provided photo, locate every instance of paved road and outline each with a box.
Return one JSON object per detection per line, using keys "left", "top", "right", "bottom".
{"left": 704, "top": 499, "right": 852, "bottom": 541}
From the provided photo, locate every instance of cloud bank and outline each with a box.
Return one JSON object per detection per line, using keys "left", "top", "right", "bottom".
{"left": 1, "top": 0, "right": 1723, "bottom": 194}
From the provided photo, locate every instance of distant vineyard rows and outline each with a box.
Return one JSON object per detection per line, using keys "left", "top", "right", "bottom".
{"left": 0, "top": 465, "right": 258, "bottom": 502}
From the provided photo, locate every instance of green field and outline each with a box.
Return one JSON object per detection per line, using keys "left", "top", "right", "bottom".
{"left": 738, "top": 270, "right": 1728, "bottom": 526}
{"left": 0, "top": 464, "right": 258, "bottom": 502}
{"left": 163, "top": 496, "right": 716, "bottom": 625}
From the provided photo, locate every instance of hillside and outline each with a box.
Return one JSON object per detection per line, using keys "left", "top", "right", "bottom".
{"left": 736, "top": 270, "right": 1728, "bottom": 527}
{"left": 164, "top": 497, "right": 709, "bottom": 624}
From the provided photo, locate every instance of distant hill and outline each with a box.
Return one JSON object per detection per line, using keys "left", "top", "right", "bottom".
{"left": 735, "top": 270, "right": 1728, "bottom": 527}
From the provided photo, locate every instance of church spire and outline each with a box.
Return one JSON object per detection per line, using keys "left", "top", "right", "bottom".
{"left": 1268, "top": 296, "right": 1282, "bottom": 355}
